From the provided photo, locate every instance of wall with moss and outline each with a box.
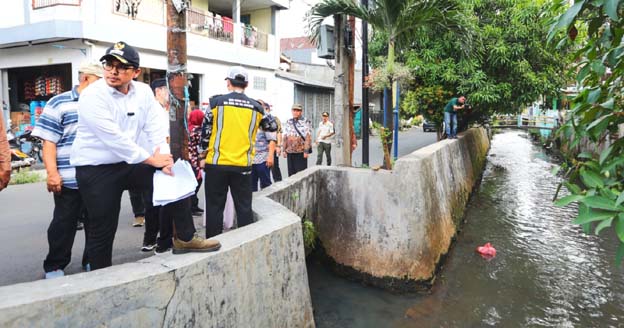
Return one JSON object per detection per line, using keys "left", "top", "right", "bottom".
{"left": 263, "top": 128, "right": 490, "bottom": 292}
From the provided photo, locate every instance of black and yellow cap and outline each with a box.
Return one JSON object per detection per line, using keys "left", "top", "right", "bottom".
{"left": 100, "top": 41, "right": 140, "bottom": 68}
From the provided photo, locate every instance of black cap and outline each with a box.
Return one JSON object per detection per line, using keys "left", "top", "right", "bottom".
{"left": 100, "top": 41, "right": 140, "bottom": 68}
{"left": 151, "top": 78, "right": 167, "bottom": 91}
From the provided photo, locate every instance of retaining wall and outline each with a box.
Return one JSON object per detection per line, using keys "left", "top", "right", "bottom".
{"left": 0, "top": 197, "right": 315, "bottom": 328}
{"left": 264, "top": 128, "right": 490, "bottom": 291}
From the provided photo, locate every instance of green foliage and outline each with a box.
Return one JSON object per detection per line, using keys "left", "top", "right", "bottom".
{"left": 400, "top": 0, "right": 567, "bottom": 127}
{"left": 402, "top": 86, "right": 451, "bottom": 126}
{"left": 302, "top": 219, "right": 317, "bottom": 252}
{"left": 9, "top": 170, "right": 44, "bottom": 185}
{"left": 549, "top": 0, "right": 624, "bottom": 264}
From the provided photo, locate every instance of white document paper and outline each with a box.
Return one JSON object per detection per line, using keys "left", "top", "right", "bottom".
{"left": 152, "top": 159, "right": 198, "bottom": 206}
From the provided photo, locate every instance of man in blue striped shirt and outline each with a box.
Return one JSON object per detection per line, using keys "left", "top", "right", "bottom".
{"left": 32, "top": 62, "right": 103, "bottom": 279}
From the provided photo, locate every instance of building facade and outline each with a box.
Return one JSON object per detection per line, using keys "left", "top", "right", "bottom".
{"left": 0, "top": 0, "right": 288, "bottom": 132}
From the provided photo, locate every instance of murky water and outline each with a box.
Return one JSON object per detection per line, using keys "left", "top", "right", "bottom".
{"left": 308, "top": 131, "right": 624, "bottom": 327}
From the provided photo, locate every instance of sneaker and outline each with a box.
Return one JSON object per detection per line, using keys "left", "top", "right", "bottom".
{"left": 76, "top": 221, "right": 84, "bottom": 231}
{"left": 45, "top": 269, "right": 65, "bottom": 279}
{"left": 191, "top": 207, "right": 204, "bottom": 216}
{"left": 133, "top": 216, "right": 145, "bottom": 227}
{"left": 154, "top": 245, "right": 172, "bottom": 255}
{"left": 172, "top": 235, "right": 221, "bottom": 254}
{"left": 141, "top": 243, "right": 156, "bottom": 252}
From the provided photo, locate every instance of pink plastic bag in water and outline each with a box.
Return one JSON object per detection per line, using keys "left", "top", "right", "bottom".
{"left": 476, "top": 242, "right": 497, "bottom": 258}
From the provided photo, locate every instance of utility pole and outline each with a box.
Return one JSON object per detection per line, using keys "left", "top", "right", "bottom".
{"left": 166, "top": 0, "right": 189, "bottom": 161}
{"left": 334, "top": 15, "right": 351, "bottom": 166}
{"left": 361, "top": 0, "right": 369, "bottom": 166}
{"left": 348, "top": 15, "right": 356, "bottom": 160}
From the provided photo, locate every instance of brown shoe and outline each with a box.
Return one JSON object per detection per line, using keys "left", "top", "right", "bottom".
{"left": 132, "top": 216, "right": 145, "bottom": 227}
{"left": 172, "top": 235, "right": 221, "bottom": 254}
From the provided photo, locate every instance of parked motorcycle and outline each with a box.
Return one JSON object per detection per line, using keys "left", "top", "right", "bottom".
{"left": 7, "top": 130, "right": 36, "bottom": 170}
{"left": 18, "top": 129, "right": 43, "bottom": 162}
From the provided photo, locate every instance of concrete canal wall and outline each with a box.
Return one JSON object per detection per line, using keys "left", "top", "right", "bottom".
{"left": 264, "top": 127, "right": 490, "bottom": 291}
{"left": 0, "top": 197, "right": 315, "bottom": 328}
{"left": 0, "top": 127, "right": 488, "bottom": 326}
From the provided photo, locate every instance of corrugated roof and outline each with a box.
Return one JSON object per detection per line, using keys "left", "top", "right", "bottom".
{"left": 275, "top": 70, "right": 334, "bottom": 89}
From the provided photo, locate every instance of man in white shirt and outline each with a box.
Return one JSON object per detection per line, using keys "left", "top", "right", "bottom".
{"left": 315, "top": 111, "right": 334, "bottom": 166}
{"left": 71, "top": 41, "right": 220, "bottom": 270}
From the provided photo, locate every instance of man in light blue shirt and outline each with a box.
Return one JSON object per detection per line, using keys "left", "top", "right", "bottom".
{"left": 32, "top": 62, "right": 103, "bottom": 279}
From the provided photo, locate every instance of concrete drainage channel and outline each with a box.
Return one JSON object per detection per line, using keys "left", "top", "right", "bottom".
{"left": 262, "top": 127, "right": 490, "bottom": 292}
{"left": 0, "top": 128, "right": 489, "bottom": 327}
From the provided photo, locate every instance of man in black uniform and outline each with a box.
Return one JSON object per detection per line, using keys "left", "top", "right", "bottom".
{"left": 201, "top": 66, "right": 276, "bottom": 238}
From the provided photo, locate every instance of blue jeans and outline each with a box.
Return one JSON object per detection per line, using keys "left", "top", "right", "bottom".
{"left": 251, "top": 163, "right": 272, "bottom": 192}
{"left": 444, "top": 111, "right": 457, "bottom": 137}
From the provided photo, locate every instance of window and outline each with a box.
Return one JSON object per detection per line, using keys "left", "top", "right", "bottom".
{"left": 253, "top": 77, "right": 266, "bottom": 91}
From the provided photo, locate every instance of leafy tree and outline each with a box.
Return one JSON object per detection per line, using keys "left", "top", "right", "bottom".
{"left": 549, "top": 0, "right": 624, "bottom": 263}
{"left": 399, "top": 0, "right": 567, "bottom": 137}
{"left": 308, "top": 0, "right": 463, "bottom": 168}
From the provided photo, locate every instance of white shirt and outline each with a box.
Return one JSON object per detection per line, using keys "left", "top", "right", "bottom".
{"left": 138, "top": 103, "right": 169, "bottom": 152}
{"left": 70, "top": 79, "right": 170, "bottom": 166}
{"left": 317, "top": 120, "right": 334, "bottom": 144}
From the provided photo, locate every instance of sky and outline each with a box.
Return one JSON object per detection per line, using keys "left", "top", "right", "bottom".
{"left": 279, "top": 0, "right": 320, "bottom": 39}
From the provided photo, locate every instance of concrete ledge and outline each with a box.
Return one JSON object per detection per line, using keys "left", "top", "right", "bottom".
{"left": 0, "top": 197, "right": 314, "bottom": 327}
{"left": 262, "top": 128, "right": 490, "bottom": 291}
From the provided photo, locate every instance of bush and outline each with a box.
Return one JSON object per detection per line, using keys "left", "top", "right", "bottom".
{"left": 302, "top": 219, "right": 317, "bottom": 254}
{"left": 10, "top": 169, "right": 44, "bottom": 185}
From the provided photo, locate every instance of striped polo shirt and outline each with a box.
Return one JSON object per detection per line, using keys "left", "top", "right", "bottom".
{"left": 32, "top": 86, "right": 80, "bottom": 189}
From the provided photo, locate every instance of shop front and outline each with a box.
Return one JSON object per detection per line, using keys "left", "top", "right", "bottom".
{"left": 7, "top": 63, "right": 72, "bottom": 133}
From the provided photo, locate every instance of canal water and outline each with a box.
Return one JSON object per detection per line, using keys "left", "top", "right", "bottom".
{"left": 307, "top": 131, "right": 624, "bottom": 327}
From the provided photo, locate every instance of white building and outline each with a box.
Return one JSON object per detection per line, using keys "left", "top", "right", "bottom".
{"left": 0, "top": 0, "right": 289, "bottom": 131}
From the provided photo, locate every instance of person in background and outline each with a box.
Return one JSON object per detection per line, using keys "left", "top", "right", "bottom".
{"left": 0, "top": 114, "right": 10, "bottom": 191}
{"left": 70, "top": 41, "right": 220, "bottom": 270}
{"left": 443, "top": 95, "right": 466, "bottom": 139}
{"left": 315, "top": 111, "right": 334, "bottom": 166}
{"left": 252, "top": 100, "right": 277, "bottom": 191}
{"left": 263, "top": 102, "right": 282, "bottom": 182}
{"left": 138, "top": 77, "right": 169, "bottom": 253}
{"left": 188, "top": 108, "right": 205, "bottom": 215}
{"left": 128, "top": 190, "right": 145, "bottom": 227}
{"left": 282, "top": 103, "right": 312, "bottom": 176}
{"left": 32, "top": 62, "right": 103, "bottom": 278}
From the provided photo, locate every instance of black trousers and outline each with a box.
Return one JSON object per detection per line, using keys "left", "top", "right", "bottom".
{"left": 158, "top": 197, "right": 194, "bottom": 249}
{"left": 191, "top": 178, "right": 203, "bottom": 209}
{"left": 251, "top": 163, "right": 272, "bottom": 192}
{"left": 287, "top": 152, "right": 308, "bottom": 176}
{"left": 43, "top": 187, "right": 88, "bottom": 272}
{"left": 204, "top": 166, "right": 253, "bottom": 238}
{"left": 271, "top": 152, "right": 282, "bottom": 182}
{"left": 316, "top": 142, "right": 332, "bottom": 165}
{"left": 142, "top": 187, "right": 160, "bottom": 246}
{"left": 76, "top": 163, "right": 195, "bottom": 270}
{"left": 128, "top": 189, "right": 145, "bottom": 217}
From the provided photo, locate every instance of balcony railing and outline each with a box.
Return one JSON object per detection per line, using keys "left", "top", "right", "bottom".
{"left": 240, "top": 24, "right": 268, "bottom": 51}
{"left": 33, "top": 0, "right": 81, "bottom": 9}
{"left": 188, "top": 8, "right": 234, "bottom": 43}
{"left": 110, "top": 1, "right": 268, "bottom": 52}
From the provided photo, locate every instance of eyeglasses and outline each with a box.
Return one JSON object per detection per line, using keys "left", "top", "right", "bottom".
{"left": 102, "top": 61, "right": 135, "bottom": 73}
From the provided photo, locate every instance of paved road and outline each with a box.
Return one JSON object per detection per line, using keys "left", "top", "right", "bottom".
{"left": 0, "top": 127, "right": 437, "bottom": 287}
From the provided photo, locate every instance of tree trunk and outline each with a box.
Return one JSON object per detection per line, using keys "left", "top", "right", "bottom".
{"left": 166, "top": 2, "right": 188, "bottom": 161}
